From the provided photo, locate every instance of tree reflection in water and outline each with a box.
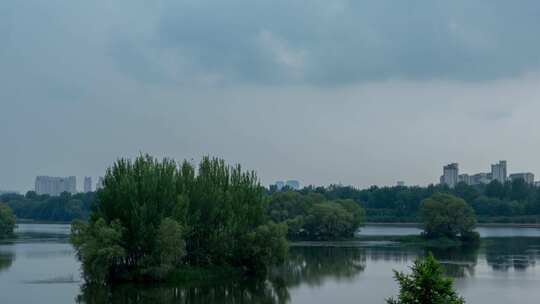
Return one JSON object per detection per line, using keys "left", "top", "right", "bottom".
{"left": 77, "top": 246, "right": 367, "bottom": 304}
{"left": 78, "top": 277, "right": 290, "bottom": 304}
{"left": 428, "top": 245, "right": 479, "bottom": 278}
{"left": 484, "top": 237, "right": 540, "bottom": 271}
{"left": 0, "top": 251, "right": 15, "bottom": 273}
{"left": 270, "top": 246, "right": 366, "bottom": 287}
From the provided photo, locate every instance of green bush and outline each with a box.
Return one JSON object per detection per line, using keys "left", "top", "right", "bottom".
{"left": 387, "top": 253, "right": 465, "bottom": 304}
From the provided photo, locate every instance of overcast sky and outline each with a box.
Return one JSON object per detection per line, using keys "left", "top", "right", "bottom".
{"left": 3, "top": 0, "right": 540, "bottom": 192}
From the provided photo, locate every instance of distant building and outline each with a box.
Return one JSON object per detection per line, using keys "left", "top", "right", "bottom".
{"left": 397, "top": 181, "right": 405, "bottom": 187}
{"left": 440, "top": 163, "right": 459, "bottom": 188}
{"left": 274, "top": 181, "right": 285, "bottom": 191}
{"left": 491, "top": 161, "right": 507, "bottom": 183}
{"left": 458, "top": 174, "right": 470, "bottom": 185}
{"left": 285, "top": 180, "right": 300, "bottom": 190}
{"left": 84, "top": 176, "right": 93, "bottom": 193}
{"left": 96, "top": 177, "right": 104, "bottom": 190}
{"left": 0, "top": 190, "right": 18, "bottom": 195}
{"left": 35, "top": 176, "right": 76, "bottom": 196}
{"left": 535, "top": 181, "right": 540, "bottom": 188}
{"left": 509, "top": 173, "right": 535, "bottom": 184}
{"left": 470, "top": 173, "right": 492, "bottom": 185}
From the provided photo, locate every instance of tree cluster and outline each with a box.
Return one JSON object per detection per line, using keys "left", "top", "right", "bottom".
{"left": 266, "top": 191, "right": 365, "bottom": 240}
{"left": 290, "top": 179, "right": 540, "bottom": 223}
{"left": 420, "top": 193, "right": 478, "bottom": 242}
{"left": 1, "top": 191, "right": 93, "bottom": 222}
{"left": 71, "top": 155, "right": 288, "bottom": 284}
{"left": 0, "top": 203, "right": 16, "bottom": 239}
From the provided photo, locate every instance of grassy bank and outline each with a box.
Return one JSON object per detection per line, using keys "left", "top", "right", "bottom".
{"left": 365, "top": 222, "right": 540, "bottom": 228}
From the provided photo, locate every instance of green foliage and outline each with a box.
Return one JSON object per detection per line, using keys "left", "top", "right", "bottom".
{"left": 0, "top": 203, "right": 16, "bottom": 238}
{"left": 1, "top": 191, "right": 94, "bottom": 222}
{"left": 71, "top": 155, "right": 288, "bottom": 284}
{"left": 71, "top": 219, "right": 126, "bottom": 284}
{"left": 266, "top": 191, "right": 365, "bottom": 240}
{"left": 387, "top": 253, "right": 465, "bottom": 304}
{"left": 293, "top": 181, "right": 540, "bottom": 224}
{"left": 420, "top": 193, "right": 477, "bottom": 240}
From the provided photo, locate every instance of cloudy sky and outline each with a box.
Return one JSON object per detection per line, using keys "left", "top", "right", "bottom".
{"left": 3, "top": 0, "right": 540, "bottom": 192}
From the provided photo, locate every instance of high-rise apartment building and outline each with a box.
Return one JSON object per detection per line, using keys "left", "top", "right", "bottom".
{"left": 509, "top": 173, "right": 535, "bottom": 184}
{"left": 470, "top": 173, "right": 492, "bottom": 185}
{"left": 285, "top": 180, "right": 300, "bottom": 190}
{"left": 274, "top": 181, "right": 285, "bottom": 191}
{"left": 96, "top": 177, "right": 104, "bottom": 190}
{"left": 35, "top": 176, "right": 77, "bottom": 196}
{"left": 440, "top": 163, "right": 459, "bottom": 188}
{"left": 458, "top": 174, "right": 471, "bottom": 185}
{"left": 84, "top": 176, "right": 93, "bottom": 193}
{"left": 491, "top": 161, "right": 507, "bottom": 183}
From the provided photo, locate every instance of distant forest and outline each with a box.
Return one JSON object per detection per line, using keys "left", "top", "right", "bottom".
{"left": 2, "top": 178, "right": 540, "bottom": 223}
{"left": 273, "top": 179, "right": 540, "bottom": 224}
{"left": 0, "top": 191, "right": 94, "bottom": 222}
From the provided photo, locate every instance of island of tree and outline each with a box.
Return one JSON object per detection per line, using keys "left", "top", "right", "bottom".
{"left": 71, "top": 155, "right": 288, "bottom": 284}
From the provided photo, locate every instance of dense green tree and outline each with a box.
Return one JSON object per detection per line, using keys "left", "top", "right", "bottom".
{"left": 387, "top": 253, "right": 465, "bottom": 304}
{"left": 71, "top": 155, "right": 288, "bottom": 284}
{"left": 2, "top": 191, "right": 93, "bottom": 222}
{"left": 485, "top": 180, "right": 505, "bottom": 199}
{"left": 266, "top": 192, "right": 364, "bottom": 240}
{"left": 420, "top": 193, "right": 477, "bottom": 240}
{"left": 509, "top": 178, "right": 530, "bottom": 202}
{"left": 0, "top": 203, "right": 16, "bottom": 239}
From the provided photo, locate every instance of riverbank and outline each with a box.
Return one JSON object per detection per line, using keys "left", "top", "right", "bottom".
{"left": 366, "top": 222, "right": 540, "bottom": 228}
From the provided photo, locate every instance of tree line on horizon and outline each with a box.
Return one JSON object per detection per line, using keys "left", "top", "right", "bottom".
{"left": 282, "top": 179, "right": 540, "bottom": 223}
{"left": 3, "top": 173, "right": 540, "bottom": 224}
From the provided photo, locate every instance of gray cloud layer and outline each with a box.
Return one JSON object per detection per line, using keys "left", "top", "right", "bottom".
{"left": 2, "top": 1, "right": 540, "bottom": 191}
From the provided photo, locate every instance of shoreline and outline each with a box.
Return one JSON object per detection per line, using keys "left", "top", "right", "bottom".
{"left": 366, "top": 222, "right": 540, "bottom": 228}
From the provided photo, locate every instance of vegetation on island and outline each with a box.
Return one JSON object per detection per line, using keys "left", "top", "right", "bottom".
{"left": 420, "top": 193, "right": 480, "bottom": 243}
{"left": 387, "top": 253, "right": 465, "bottom": 304}
{"left": 266, "top": 191, "right": 365, "bottom": 240}
{"left": 0, "top": 203, "right": 16, "bottom": 239}
{"left": 70, "top": 155, "right": 288, "bottom": 284}
{"left": 0, "top": 191, "right": 93, "bottom": 222}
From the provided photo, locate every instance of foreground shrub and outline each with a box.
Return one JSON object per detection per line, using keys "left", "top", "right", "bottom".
{"left": 387, "top": 253, "right": 465, "bottom": 304}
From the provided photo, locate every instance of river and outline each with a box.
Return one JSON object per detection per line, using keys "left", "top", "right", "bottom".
{"left": 1, "top": 224, "right": 540, "bottom": 303}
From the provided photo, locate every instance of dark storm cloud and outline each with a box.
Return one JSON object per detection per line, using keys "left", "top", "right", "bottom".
{"left": 134, "top": 0, "right": 540, "bottom": 85}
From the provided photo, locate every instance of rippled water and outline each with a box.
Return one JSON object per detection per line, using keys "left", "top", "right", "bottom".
{"left": 2, "top": 224, "right": 540, "bottom": 303}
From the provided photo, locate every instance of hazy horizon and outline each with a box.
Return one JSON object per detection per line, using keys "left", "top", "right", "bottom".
{"left": 4, "top": 1, "right": 540, "bottom": 192}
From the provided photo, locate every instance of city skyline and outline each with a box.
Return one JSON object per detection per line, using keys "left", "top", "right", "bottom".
{"left": 6, "top": 157, "right": 540, "bottom": 194}
{"left": 440, "top": 160, "right": 536, "bottom": 188}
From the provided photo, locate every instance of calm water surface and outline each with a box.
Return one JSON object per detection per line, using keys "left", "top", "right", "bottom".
{"left": 2, "top": 224, "right": 540, "bottom": 303}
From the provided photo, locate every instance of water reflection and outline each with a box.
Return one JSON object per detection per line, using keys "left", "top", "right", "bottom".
{"left": 272, "top": 246, "right": 366, "bottom": 287}
{"left": 77, "top": 246, "right": 368, "bottom": 304}
{"left": 429, "top": 245, "right": 479, "bottom": 278}
{"left": 78, "top": 278, "right": 290, "bottom": 304}
{"left": 0, "top": 251, "right": 15, "bottom": 273}
{"left": 485, "top": 238, "right": 540, "bottom": 271}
